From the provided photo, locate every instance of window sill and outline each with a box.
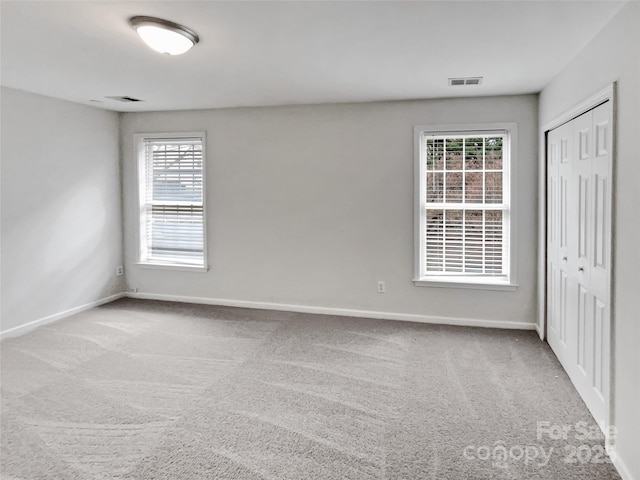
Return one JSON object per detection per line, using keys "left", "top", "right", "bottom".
{"left": 412, "top": 277, "right": 518, "bottom": 291}
{"left": 136, "top": 262, "right": 209, "bottom": 273}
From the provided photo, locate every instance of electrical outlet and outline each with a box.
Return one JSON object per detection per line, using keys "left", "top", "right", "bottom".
{"left": 116, "top": 266, "right": 124, "bottom": 276}
{"left": 377, "top": 281, "right": 386, "bottom": 293}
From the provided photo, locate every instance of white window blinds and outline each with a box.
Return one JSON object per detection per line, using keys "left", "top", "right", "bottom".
{"left": 139, "top": 136, "right": 205, "bottom": 267}
{"left": 419, "top": 132, "right": 509, "bottom": 279}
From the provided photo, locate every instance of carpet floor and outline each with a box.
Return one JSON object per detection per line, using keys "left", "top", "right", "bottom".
{"left": 0, "top": 298, "right": 621, "bottom": 479}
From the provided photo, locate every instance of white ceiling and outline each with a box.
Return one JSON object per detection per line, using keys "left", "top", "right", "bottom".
{"left": 0, "top": 1, "right": 627, "bottom": 112}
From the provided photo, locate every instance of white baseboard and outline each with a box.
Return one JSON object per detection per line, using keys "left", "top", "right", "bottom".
{"left": 126, "top": 292, "right": 536, "bottom": 331}
{"left": 535, "top": 321, "right": 545, "bottom": 340}
{"left": 612, "top": 451, "right": 637, "bottom": 480}
{"left": 0, "top": 292, "right": 125, "bottom": 340}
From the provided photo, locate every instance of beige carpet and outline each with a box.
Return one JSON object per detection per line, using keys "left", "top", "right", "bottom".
{"left": 1, "top": 299, "right": 620, "bottom": 479}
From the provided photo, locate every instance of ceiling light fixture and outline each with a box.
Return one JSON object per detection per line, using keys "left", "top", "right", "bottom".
{"left": 129, "top": 16, "right": 199, "bottom": 56}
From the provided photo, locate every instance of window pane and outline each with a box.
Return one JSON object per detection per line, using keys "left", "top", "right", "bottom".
{"left": 465, "top": 172, "right": 483, "bottom": 203}
{"left": 425, "top": 210, "right": 444, "bottom": 271}
{"left": 485, "top": 172, "right": 503, "bottom": 203}
{"left": 485, "top": 210, "right": 503, "bottom": 274}
{"left": 425, "top": 208, "right": 504, "bottom": 275}
{"left": 426, "top": 172, "right": 444, "bottom": 203}
{"left": 426, "top": 138, "right": 445, "bottom": 171}
{"left": 445, "top": 138, "right": 463, "bottom": 170}
{"left": 150, "top": 205, "right": 204, "bottom": 262}
{"left": 465, "top": 210, "right": 484, "bottom": 273}
{"left": 445, "top": 172, "right": 463, "bottom": 203}
{"left": 485, "top": 137, "right": 503, "bottom": 170}
{"left": 151, "top": 143, "right": 203, "bottom": 202}
{"left": 444, "top": 210, "right": 463, "bottom": 272}
{"left": 464, "top": 137, "right": 483, "bottom": 170}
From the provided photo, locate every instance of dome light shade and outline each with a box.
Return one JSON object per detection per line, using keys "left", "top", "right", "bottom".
{"left": 129, "top": 16, "right": 199, "bottom": 55}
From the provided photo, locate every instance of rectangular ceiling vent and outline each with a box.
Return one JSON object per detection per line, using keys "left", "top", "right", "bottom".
{"left": 105, "top": 95, "right": 144, "bottom": 102}
{"left": 448, "top": 77, "right": 483, "bottom": 86}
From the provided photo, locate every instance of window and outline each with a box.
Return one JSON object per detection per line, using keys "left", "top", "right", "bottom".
{"left": 414, "top": 123, "right": 517, "bottom": 290}
{"left": 136, "top": 133, "right": 207, "bottom": 270}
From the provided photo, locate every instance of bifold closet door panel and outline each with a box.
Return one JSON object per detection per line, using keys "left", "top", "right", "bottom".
{"left": 547, "top": 120, "right": 575, "bottom": 369}
{"left": 573, "top": 103, "right": 611, "bottom": 414}
{"left": 589, "top": 103, "right": 612, "bottom": 404}
{"left": 573, "top": 110, "right": 597, "bottom": 388}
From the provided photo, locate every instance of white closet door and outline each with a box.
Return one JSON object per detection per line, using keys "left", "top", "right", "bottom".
{"left": 546, "top": 101, "right": 612, "bottom": 430}
{"left": 574, "top": 103, "right": 611, "bottom": 425}
{"left": 547, "top": 120, "right": 575, "bottom": 368}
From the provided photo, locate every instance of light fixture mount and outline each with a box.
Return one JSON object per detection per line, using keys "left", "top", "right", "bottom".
{"left": 129, "top": 16, "right": 199, "bottom": 55}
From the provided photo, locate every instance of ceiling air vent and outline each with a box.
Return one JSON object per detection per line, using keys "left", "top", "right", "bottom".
{"left": 448, "top": 77, "right": 483, "bottom": 86}
{"left": 105, "top": 96, "right": 144, "bottom": 102}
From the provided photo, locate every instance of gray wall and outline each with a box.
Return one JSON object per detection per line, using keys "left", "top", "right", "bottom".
{"left": 0, "top": 87, "right": 124, "bottom": 334}
{"left": 539, "top": 2, "right": 640, "bottom": 478}
{"left": 121, "top": 94, "right": 538, "bottom": 327}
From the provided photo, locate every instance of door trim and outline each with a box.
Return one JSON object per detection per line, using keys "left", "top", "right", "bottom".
{"left": 542, "top": 85, "right": 615, "bottom": 134}
{"left": 538, "top": 82, "right": 617, "bottom": 443}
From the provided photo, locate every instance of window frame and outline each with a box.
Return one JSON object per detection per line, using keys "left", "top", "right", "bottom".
{"left": 413, "top": 123, "right": 518, "bottom": 290}
{"left": 135, "top": 132, "right": 208, "bottom": 272}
